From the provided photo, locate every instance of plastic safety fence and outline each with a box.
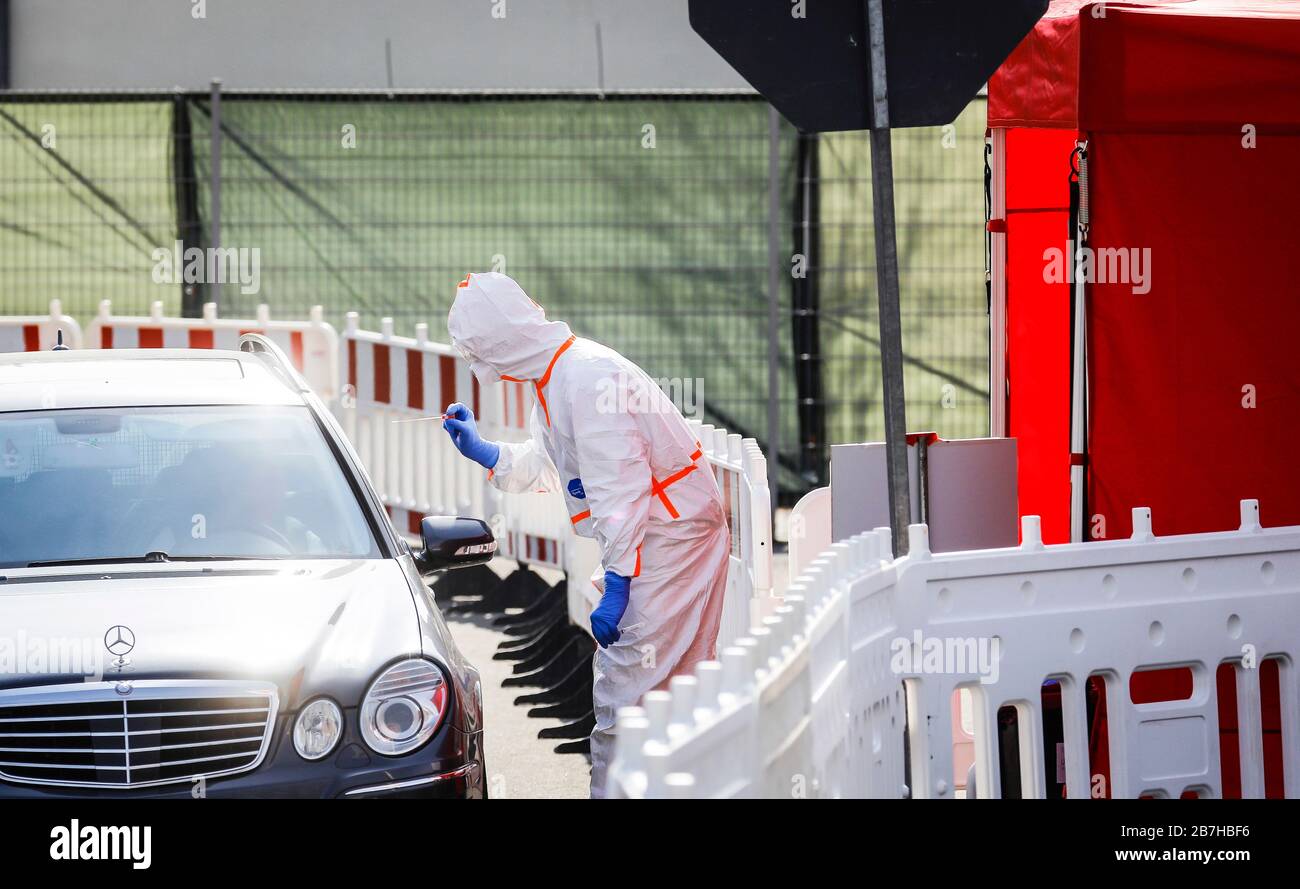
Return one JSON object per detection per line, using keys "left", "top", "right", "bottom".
{"left": 0, "top": 91, "right": 993, "bottom": 503}
{"left": 83, "top": 299, "right": 339, "bottom": 400}
{"left": 607, "top": 500, "right": 1300, "bottom": 799}
{"left": 336, "top": 313, "right": 500, "bottom": 553}
{"left": 0, "top": 300, "right": 82, "bottom": 351}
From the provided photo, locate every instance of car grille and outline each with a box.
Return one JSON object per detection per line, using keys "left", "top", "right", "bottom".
{"left": 0, "top": 681, "right": 278, "bottom": 789}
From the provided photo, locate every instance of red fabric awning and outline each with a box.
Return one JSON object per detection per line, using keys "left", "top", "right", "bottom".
{"left": 989, "top": 0, "right": 1299, "bottom": 781}
{"left": 990, "top": 0, "right": 1300, "bottom": 132}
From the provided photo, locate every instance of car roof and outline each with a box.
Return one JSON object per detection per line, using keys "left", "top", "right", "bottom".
{"left": 0, "top": 349, "right": 307, "bottom": 412}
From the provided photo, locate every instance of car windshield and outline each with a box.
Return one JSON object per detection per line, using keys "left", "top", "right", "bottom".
{"left": 0, "top": 405, "right": 380, "bottom": 568}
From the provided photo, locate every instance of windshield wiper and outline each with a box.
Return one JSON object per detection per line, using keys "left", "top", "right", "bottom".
{"left": 24, "top": 552, "right": 241, "bottom": 568}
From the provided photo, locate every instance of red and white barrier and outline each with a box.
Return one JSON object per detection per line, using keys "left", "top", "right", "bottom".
{"left": 339, "top": 314, "right": 493, "bottom": 543}
{"left": 335, "top": 313, "right": 573, "bottom": 576}
{"left": 0, "top": 300, "right": 82, "bottom": 352}
{"left": 85, "top": 300, "right": 339, "bottom": 400}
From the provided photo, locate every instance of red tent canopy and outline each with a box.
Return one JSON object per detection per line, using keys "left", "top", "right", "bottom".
{"left": 988, "top": 0, "right": 1299, "bottom": 798}
{"left": 989, "top": 0, "right": 1300, "bottom": 546}
{"left": 991, "top": 0, "right": 1300, "bottom": 132}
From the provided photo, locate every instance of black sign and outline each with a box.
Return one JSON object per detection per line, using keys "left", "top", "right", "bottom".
{"left": 689, "top": 0, "right": 1048, "bottom": 131}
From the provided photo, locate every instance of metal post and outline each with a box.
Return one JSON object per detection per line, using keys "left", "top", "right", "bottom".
{"left": 766, "top": 105, "right": 783, "bottom": 512}
{"left": 866, "top": 0, "right": 911, "bottom": 555}
{"left": 209, "top": 77, "right": 223, "bottom": 309}
{"left": 1069, "top": 142, "right": 1089, "bottom": 543}
{"left": 792, "top": 132, "right": 826, "bottom": 486}
{"left": 173, "top": 92, "right": 204, "bottom": 316}
{"left": 0, "top": 0, "right": 11, "bottom": 90}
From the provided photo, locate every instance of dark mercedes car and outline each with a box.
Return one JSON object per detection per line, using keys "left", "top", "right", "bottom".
{"left": 0, "top": 337, "right": 493, "bottom": 798}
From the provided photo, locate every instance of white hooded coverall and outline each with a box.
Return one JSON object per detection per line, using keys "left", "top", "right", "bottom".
{"left": 448, "top": 273, "right": 731, "bottom": 798}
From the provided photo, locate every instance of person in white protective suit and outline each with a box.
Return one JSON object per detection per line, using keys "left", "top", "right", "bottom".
{"left": 441, "top": 272, "right": 730, "bottom": 798}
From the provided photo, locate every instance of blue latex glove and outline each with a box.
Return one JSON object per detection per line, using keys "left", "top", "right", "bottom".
{"left": 442, "top": 402, "right": 500, "bottom": 470}
{"left": 590, "top": 571, "right": 630, "bottom": 648}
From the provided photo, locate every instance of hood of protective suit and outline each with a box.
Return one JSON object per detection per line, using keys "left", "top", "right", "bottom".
{"left": 447, "top": 273, "right": 574, "bottom": 385}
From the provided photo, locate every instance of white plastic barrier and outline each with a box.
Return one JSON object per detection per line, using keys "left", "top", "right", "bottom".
{"left": 692, "top": 421, "right": 774, "bottom": 650}
{"left": 85, "top": 300, "right": 339, "bottom": 401}
{"left": 0, "top": 300, "right": 82, "bottom": 352}
{"left": 607, "top": 499, "right": 1300, "bottom": 799}
{"left": 787, "top": 485, "right": 831, "bottom": 584}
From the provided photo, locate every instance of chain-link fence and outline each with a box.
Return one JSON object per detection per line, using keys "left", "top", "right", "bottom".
{"left": 0, "top": 89, "right": 989, "bottom": 504}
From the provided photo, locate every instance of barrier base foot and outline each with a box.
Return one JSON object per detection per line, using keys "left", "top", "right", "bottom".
{"left": 538, "top": 710, "right": 595, "bottom": 740}
{"left": 512, "top": 626, "right": 586, "bottom": 675}
{"left": 447, "top": 563, "right": 552, "bottom": 616}
{"left": 527, "top": 682, "right": 593, "bottom": 720}
{"left": 500, "top": 598, "right": 566, "bottom": 638}
{"left": 501, "top": 635, "right": 593, "bottom": 688}
{"left": 512, "top": 655, "right": 590, "bottom": 707}
{"left": 553, "top": 738, "right": 590, "bottom": 756}
{"left": 429, "top": 563, "right": 499, "bottom": 603}
{"left": 494, "top": 582, "right": 566, "bottom": 628}
{"left": 511, "top": 651, "right": 593, "bottom": 704}
{"left": 494, "top": 614, "right": 565, "bottom": 658}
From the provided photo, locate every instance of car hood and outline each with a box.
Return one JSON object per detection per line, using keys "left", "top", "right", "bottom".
{"left": 0, "top": 559, "right": 422, "bottom": 708}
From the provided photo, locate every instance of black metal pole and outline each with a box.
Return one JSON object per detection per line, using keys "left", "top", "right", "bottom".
{"left": 792, "top": 131, "right": 826, "bottom": 489}
{"left": 866, "top": 0, "right": 912, "bottom": 556}
{"left": 209, "top": 78, "right": 223, "bottom": 310}
{"left": 766, "top": 105, "right": 783, "bottom": 510}
{"left": 172, "top": 93, "right": 205, "bottom": 315}
{"left": 0, "top": 0, "right": 10, "bottom": 90}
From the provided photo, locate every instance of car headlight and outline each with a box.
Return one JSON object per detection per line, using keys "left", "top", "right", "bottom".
{"left": 293, "top": 698, "right": 343, "bottom": 761}
{"left": 360, "top": 658, "right": 450, "bottom": 756}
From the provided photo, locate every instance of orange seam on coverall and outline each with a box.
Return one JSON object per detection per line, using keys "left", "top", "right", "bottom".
{"left": 650, "top": 443, "right": 704, "bottom": 518}
{"left": 499, "top": 335, "right": 576, "bottom": 425}
{"left": 573, "top": 450, "right": 701, "bottom": 526}
{"left": 533, "top": 335, "right": 576, "bottom": 426}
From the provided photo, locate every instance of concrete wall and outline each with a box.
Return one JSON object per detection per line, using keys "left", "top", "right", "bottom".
{"left": 9, "top": 0, "right": 751, "bottom": 90}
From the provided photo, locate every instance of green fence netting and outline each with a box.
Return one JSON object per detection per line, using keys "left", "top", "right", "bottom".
{"left": 0, "top": 91, "right": 989, "bottom": 503}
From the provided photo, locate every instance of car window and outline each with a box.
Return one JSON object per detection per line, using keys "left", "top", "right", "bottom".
{"left": 0, "top": 405, "right": 381, "bottom": 567}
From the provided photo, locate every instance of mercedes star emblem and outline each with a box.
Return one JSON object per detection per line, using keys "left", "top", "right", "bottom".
{"left": 104, "top": 625, "right": 135, "bottom": 657}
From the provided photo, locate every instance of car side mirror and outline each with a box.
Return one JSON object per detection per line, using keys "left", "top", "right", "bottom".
{"left": 413, "top": 516, "right": 497, "bottom": 575}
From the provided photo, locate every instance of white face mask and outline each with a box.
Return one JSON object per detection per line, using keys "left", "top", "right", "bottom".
{"left": 455, "top": 342, "right": 501, "bottom": 386}
{"left": 468, "top": 359, "right": 500, "bottom": 386}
